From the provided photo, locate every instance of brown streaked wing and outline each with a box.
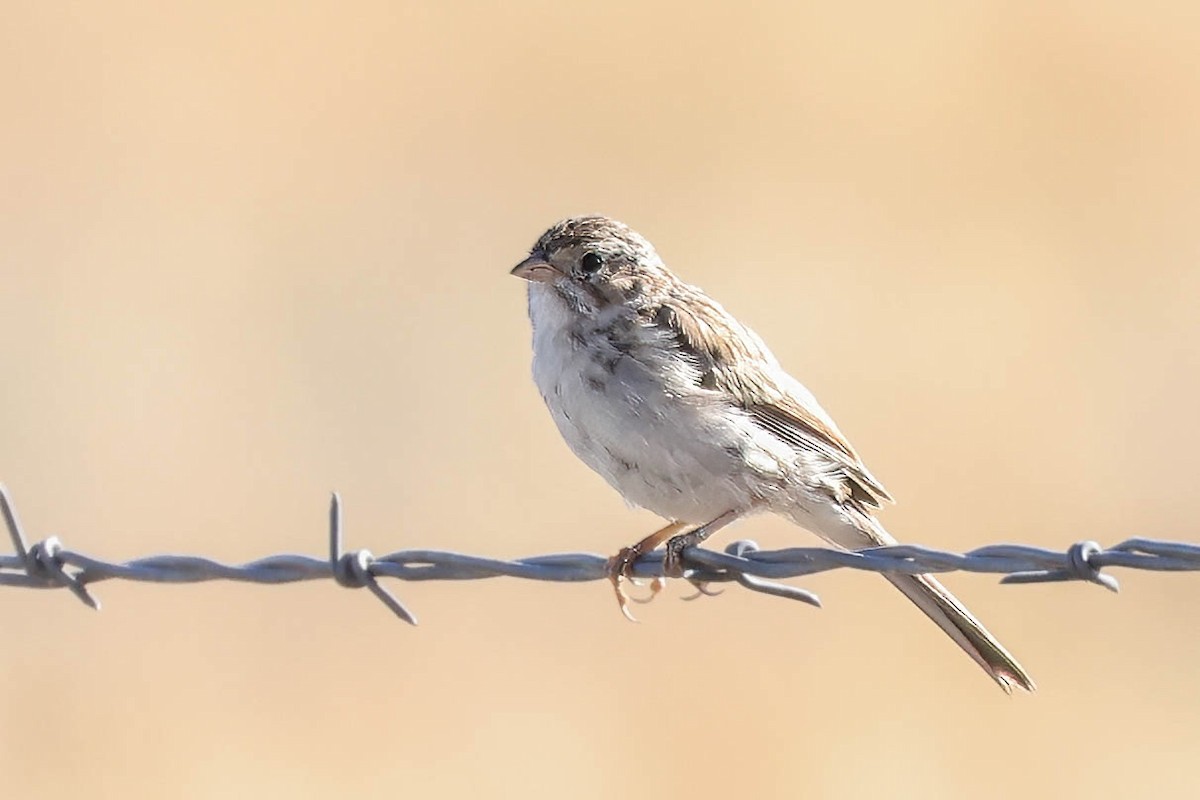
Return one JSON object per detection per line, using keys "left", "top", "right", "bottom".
{"left": 748, "top": 401, "right": 893, "bottom": 507}
{"left": 653, "top": 292, "right": 894, "bottom": 508}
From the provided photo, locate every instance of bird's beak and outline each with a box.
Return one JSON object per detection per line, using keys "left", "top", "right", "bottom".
{"left": 510, "top": 255, "right": 562, "bottom": 284}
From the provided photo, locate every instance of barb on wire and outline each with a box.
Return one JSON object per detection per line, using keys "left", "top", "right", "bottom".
{"left": 2, "top": 483, "right": 1197, "bottom": 620}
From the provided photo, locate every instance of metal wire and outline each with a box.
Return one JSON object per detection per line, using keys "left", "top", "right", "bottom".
{"left": 2, "top": 483, "right": 1196, "bottom": 622}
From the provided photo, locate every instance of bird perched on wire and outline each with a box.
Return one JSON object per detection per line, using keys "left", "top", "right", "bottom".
{"left": 511, "top": 215, "right": 1034, "bottom": 693}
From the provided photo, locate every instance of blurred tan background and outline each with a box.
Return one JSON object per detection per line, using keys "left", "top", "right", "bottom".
{"left": 2, "top": 1, "right": 1199, "bottom": 797}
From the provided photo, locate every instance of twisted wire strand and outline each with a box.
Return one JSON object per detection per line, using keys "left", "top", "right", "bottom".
{"left": 2, "top": 483, "right": 1196, "bottom": 622}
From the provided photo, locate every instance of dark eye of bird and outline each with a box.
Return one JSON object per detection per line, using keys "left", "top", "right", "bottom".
{"left": 580, "top": 252, "right": 604, "bottom": 275}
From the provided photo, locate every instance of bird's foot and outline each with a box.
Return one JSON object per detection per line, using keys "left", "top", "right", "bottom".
{"left": 606, "top": 510, "right": 743, "bottom": 620}
{"left": 663, "top": 530, "right": 706, "bottom": 579}
{"left": 663, "top": 508, "right": 746, "bottom": 597}
{"left": 664, "top": 531, "right": 726, "bottom": 598}
{"left": 606, "top": 521, "right": 692, "bottom": 622}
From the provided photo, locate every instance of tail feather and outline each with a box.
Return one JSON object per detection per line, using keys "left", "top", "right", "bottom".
{"left": 885, "top": 572, "right": 1036, "bottom": 693}
{"left": 798, "top": 507, "right": 1035, "bottom": 692}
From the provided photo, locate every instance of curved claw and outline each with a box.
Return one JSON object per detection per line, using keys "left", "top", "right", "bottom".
{"left": 680, "top": 580, "right": 725, "bottom": 601}
{"left": 629, "top": 576, "right": 667, "bottom": 605}
{"left": 612, "top": 578, "right": 640, "bottom": 622}
{"left": 606, "top": 547, "right": 647, "bottom": 622}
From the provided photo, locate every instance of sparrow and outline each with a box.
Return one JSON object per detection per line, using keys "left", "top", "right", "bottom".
{"left": 510, "top": 214, "right": 1034, "bottom": 693}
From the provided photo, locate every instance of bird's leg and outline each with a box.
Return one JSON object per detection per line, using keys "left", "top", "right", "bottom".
{"left": 663, "top": 509, "right": 743, "bottom": 580}
{"left": 606, "top": 520, "right": 695, "bottom": 622}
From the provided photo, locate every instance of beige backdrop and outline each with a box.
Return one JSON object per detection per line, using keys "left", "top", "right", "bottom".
{"left": 2, "top": 2, "right": 1199, "bottom": 798}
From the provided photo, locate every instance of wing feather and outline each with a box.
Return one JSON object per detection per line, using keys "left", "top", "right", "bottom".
{"left": 652, "top": 292, "right": 893, "bottom": 507}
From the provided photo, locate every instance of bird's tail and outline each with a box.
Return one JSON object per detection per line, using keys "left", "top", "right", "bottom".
{"left": 883, "top": 571, "right": 1035, "bottom": 693}
{"left": 796, "top": 505, "right": 1035, "bottom": 692}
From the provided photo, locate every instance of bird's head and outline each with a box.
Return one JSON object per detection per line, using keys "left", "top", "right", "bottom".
{"left": 511, "top": 215, "right": 672, "bottom": 313}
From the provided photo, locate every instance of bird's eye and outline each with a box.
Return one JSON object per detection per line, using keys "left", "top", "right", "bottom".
{"left": 580, "top": 252, "right": 604, "bottom": 275}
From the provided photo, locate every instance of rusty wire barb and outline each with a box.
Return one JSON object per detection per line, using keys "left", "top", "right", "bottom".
{"left": 2, "top": 483, "right": 1198, "bottom": 621}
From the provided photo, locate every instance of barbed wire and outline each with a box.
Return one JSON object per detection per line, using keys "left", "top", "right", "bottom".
{"left": 2, "top": 483, "right": 1198, "bottom": 623}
